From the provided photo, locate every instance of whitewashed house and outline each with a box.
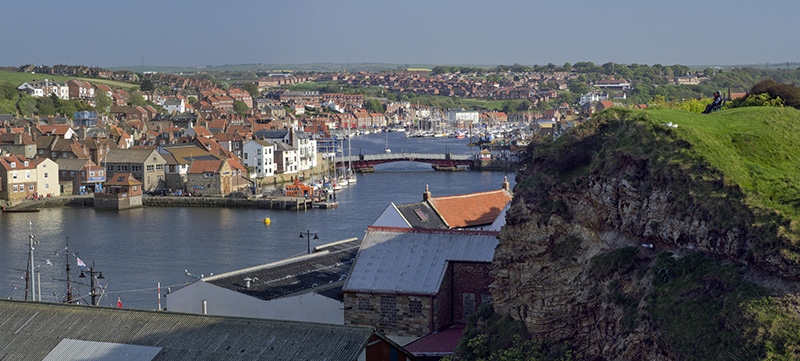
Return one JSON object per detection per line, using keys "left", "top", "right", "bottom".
{"left": 163, "top": 98, "right": 186, "bottom": 114}
{"left": 242, "top": 140, "right": 275, "bottom": 178}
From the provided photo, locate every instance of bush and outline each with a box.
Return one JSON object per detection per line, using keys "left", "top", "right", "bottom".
{"left": 739, "top": 79, "right": 800, "bottom": 109}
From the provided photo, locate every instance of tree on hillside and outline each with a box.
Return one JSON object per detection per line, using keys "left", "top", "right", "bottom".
{"left": 188, "top": 96, "right": 198, "bottom": 105}
{"left": 0, "top": 81, "right": 17, "bottom": 100}
{"left": 95, "top": 90, "right": 111, "bottom": 114}
{"left": 17, "top": 96, "right": 37, "bottom": 116}
{"left": 140, "top": 79, "right": 155, "bottom": 92}
{"left": 364, "top": 99, "right": 385, "bottom": 113}
{"left": 58, "top": 102, "right": 78, "bottom": 118}
{"left": 36, "top": 97, "right": 56, "bottom": 116}
{"left": 243, "top": 83, "right": 260, "bottom": 98}
{"left": 233, "top": 100, "right": 248, "bottom": 116}
{"left": 568, "top": 82, "right": 592, "bottom": 95}
{"left": 129, "top": 93, "right": 147, "bottom": 107}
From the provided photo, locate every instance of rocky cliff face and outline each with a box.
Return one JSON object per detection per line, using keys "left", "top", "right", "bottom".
{"left": 490, "top": 110, "right": 800, "bottom": 360}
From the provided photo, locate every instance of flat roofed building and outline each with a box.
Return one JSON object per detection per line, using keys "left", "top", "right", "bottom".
{"left": 167, "top": 238, "right": 361, "bottom": 324}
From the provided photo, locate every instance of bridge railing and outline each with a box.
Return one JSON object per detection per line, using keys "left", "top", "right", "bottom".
{"left": 337, "top": 152, "right": 472, "bottom": 163}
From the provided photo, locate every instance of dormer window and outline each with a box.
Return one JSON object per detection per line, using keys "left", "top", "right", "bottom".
{"left": 23, "top": 161, "right": 29, "bottom": 167}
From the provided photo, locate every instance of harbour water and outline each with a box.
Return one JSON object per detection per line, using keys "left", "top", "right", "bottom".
{"left": 0, "top": 132, "right": 517, "bottom": 309}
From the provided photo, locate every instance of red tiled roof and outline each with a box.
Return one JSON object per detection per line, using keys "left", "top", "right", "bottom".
{"left": 105, "top": 173, "right": 142, "bottom": 186}
{"left": 428, "top": 189, "right": 512, "bottom": 228}
{"left": 188, "top": 159, "right": 223, "bottom": 174}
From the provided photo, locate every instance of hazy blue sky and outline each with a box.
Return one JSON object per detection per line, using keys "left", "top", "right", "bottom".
{"left": 1, "top": 0, "right": 797, "bottom": 68}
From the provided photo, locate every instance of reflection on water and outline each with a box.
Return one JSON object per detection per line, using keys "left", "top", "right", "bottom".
{"left": 0, "top": 133, "right": 516, "bottom": 309}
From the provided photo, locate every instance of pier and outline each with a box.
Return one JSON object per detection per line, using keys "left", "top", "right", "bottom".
{"left": 142, "top": 195, "right": 334, "bottom": 210}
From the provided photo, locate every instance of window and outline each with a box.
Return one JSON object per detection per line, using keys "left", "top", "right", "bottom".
{"left": 358, "top": 297, "right": 371, "bottom": 311}
{"left": 244, "top": 153, "right": 248, "bottom": 159}
{"left": 62, "top": 171, "right": 67, "bottom": 176}
{"left": 132, "top": 165, "right": 142, "bottom": 172}
{"left": 13, "top": 185, "right": 17, "bottom": 192}
{"left": 204, "top": 172, "right": 214, "bottom": 178}
{"left": 133, "top": 186, "right": 138, "bottom": 191}
{"left": 25, "top": 171, "right": 30, "bottom": 179}
{"left": 23, "top": 161, "right": 28, "bottom": 167}
{"left": 45, "top": 184, "right": 49, "bottom": 190}
{"left": 146, "top": 165, "right": 154, "bottom": 171}
{"left": 70, "top": 171, "right": 75, "bottom": 176}
{"left": 10, "top": 162, "right": 15, "bottom": 168}
{"left": 379, "top": 295, "right": 398, "bottom": 328}
{"left": 169, "top": 165, "right": 176, "bottom": 172}
{"left": 29, "top": 185, "right": 34, "bottom": 191}
{"left": 44, "top": 172, "right": 48, "bottom": 179}
{"left": 409, "top": 299, "right": 423, "bottom": 315}
{"left": 12, "top": 172, "right": 17, "bottom": 180}
{"left": 89, "top": 171, "right": 95, "bottom": 177}
{"left": 117, "top": 176, "right": 125, "bottom": 182}
{"left": 156, "top": 164, "right": 163, "bottom": 171}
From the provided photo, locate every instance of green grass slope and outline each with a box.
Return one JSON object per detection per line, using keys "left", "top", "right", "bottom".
{"left": 518, "top": 106, "right": 800, "bottom": 264}
{"left": 655, "top": 107, "right": 800, "bottom": 225}
{"left": 0, "top": 70, "right": 139, "bottom": 89}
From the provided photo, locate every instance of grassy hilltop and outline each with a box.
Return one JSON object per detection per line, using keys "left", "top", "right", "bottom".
{"left": 518, "top": 106, "right": 800, "bottom": 260}
{"left": 0, "top": 70, "right": 138, "bottom": 89}
{"left": 469, "top": 106, "right": 800, "bottom": 361}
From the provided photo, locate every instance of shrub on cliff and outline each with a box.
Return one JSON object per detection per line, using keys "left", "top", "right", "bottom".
{"left": 729, "top": 79, "right": 800, "bottom": 109}
{"left": 649, "top": 252, "right": 800, "bottom": 360}
{"left": 447, "top": 304, "right": 579, "bottom": 361}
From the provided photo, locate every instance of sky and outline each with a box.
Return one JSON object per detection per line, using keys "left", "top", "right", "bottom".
{"left": 1, "top": 0, "right": 797, "bottom": 68}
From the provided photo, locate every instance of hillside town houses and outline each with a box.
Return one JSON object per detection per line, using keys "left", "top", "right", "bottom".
{"left": 0, "top": 61, "right": 676, "bottom": 204}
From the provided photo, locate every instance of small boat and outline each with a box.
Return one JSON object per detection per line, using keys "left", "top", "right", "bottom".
{"left": 2, "top": 207, "right": 40, "bottom": 213}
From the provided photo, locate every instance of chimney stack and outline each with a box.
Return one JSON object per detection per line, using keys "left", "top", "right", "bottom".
{"left": 423, "top": 184, "right": 431, "bottom": 201}
{"left": 502, "top": 176, "right": 510, "bottom": 192}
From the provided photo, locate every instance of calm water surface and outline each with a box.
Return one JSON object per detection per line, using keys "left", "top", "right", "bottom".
{"left": 0, "top": 132, "right": 516, "bottom": 309}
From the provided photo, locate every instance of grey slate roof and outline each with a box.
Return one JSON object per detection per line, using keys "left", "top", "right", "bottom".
{"left": 55, "top": 158, "right": 93, "bottom": 171}
{"left": 105, "top": 149, "right": 160, "bottom": 163}
{"left": 342, "top": 227, "right": 498, "bottom": 295}
{"left": 396, "top": 202, "right": 448, "bottom": 229}
{"left": 0, "top": 299, "right": 379, "bottom": 361}
{"left": 203, "top": 238, "right": 361, "bottom": 301}
{"left": 254, "top": 129, "right": 289, "bottom": 140}
{"left": 274, "top": 141, "right": 296, "bottom": 151}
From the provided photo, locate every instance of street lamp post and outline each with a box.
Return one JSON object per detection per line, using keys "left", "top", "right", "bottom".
{"left": 299, "top": 230, "right": 319, "bottom": 255}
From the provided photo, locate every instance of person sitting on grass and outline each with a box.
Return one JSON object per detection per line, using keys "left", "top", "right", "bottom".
{"left": 702, "top": 91, "right": 724, "bottom": 114}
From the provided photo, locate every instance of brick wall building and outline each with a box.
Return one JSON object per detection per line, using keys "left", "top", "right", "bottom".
{"left": 343, "top": 227, "right": 497, "bottom": 343}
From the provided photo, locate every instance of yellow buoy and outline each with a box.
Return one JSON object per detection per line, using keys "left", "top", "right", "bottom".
{"left": 263, "top": 218, "right": 271, "bottom": 225}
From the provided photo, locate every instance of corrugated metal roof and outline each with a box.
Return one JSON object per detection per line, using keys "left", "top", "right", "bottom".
{"left": 0, "top": 299, "right": 378, "bottom": 361}
{"left": 342, "top": 227, "right": 498, "bottom": 294}
{"left": 43, "top": 339, "right": 162, "bottom": 361}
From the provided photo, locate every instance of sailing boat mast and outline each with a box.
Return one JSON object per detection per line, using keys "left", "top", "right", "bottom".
{"left": 348, "top": 127, "right": 352, "bottom": 175}
{"left": 65, "top": 237, "right": 74, "bottom": 303}
{"left": 27, "top": 221, "right": 36, "bottom": 301}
